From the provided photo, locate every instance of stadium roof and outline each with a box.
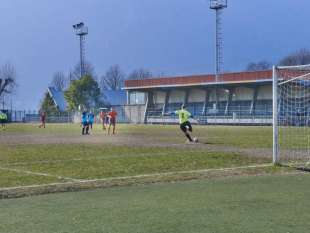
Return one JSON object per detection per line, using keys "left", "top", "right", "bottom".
{"left": 47, "top": 88, "right": 127, "bottom": 110}
{"left": 124, "top": 70, "right": 273, "bottom": 90}
{"left": 47, "top": 87, "right": 67, "bottom": 111}
{"left": 101, "top": 90, "right": 127, "bottom": 106}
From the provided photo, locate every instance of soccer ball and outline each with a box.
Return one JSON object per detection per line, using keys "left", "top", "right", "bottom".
{"left": 193, "top": 137, "right": 198, "bottom": 143}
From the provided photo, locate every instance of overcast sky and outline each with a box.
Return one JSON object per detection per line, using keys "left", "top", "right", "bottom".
{"left": 1, "top": 0, "right": 309, "bottom": 109}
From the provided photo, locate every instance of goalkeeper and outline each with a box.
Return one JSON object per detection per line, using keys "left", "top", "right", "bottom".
{"left": 0, "top": 111, "right": 7, "bottom": 130}
{"left": 174, "top": 105, "right": 194, "bottom": 142}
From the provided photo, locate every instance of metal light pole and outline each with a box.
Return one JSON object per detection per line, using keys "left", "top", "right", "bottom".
{"left": 210, "top": 0, "right": 227, "bottom": 110}
{"left": 73, "top": 22, "right": 88, "bottom": 78}
{"left": 210, "top": 0, "right": 227, "bottom": 82}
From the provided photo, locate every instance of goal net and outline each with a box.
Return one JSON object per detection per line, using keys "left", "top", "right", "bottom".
{"left": 273, "top": 64, "right": 310, "bottom": 168}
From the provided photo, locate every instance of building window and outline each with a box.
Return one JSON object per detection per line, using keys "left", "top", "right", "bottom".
{"left": 129, "top": 92, "right": 146, "bottom": 105}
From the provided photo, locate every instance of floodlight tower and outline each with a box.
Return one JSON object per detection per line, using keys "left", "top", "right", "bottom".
{"left": 73, "top": 22, "right": 88, "bottom": 78}
{"left": 210, "top": 0, "right": 227, "bottom": 82}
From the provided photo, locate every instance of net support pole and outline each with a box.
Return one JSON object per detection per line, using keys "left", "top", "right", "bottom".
{"left": 272, "top": 65, "right": 279, "bottom": 164}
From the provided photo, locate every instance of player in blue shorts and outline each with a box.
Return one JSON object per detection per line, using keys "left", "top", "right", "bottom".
{"left": 81, "top": 111, "right": 89, "bottom": 135}
{"left": 88, "top": 111, "right": 95, "bottom": 129}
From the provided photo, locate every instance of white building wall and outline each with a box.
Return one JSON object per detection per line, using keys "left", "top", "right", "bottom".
{"left": 232, "top": 87, "right": 254, "bottom": 101}
{"left": 257, "top": 85, "right": 272, "bottom": 100}
{"left": 188, "top": 89, "right": 206, "bottom": 103}
{"left": 169, "top": 90, "right": 185, "bottom": 103}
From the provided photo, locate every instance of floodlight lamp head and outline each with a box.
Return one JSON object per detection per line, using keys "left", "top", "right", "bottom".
{"left": 73, "top": 22, "right": 84, "bottom": 29}
{"left": 73, "top": 22, "right": 88, "bottom": 36}
{"left": 210, "top": 0, "right": 227, "bottom": 9}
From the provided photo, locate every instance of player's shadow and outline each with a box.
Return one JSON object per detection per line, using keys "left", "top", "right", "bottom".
{"left": 193, "top": 141, "right": 216, "bottom": 145}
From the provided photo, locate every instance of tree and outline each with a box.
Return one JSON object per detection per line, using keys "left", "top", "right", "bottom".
{"left": 246, "top": 60, "right": 272, "bottom": 71}
{"left": 64, "top": 75, "right": 101, "bottom": 110}
{"left": 51, "top": 72, "right": 66, "bottom": 91}
{"left": 72, "top": 62, "right": 96, "bottom": 80}
{"left": 127, "top": 68, "right": 153, "bottom": 80}
{"left": 279, "top": 48, "right": 310, "bottom": 66}
{"left": 40, "top": 92, "right": 59, "bottom": 114}
{"left": 100, "top": 65, "right": 125, "bottom": 90}
{"left": 0, "top": 63, "right": 17, "bottom": 99}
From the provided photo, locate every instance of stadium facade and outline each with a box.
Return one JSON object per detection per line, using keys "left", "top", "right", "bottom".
{"left": 124, "top": 70, "right": 273, "bottom": 125}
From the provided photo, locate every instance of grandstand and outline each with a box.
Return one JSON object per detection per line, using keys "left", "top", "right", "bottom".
{"left": 124, "top": 70, "right": 273, "bottom": 125}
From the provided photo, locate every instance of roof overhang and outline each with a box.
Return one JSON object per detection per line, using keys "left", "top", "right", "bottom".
{"left": 123, "top": 79, "right": 272, "bottom": 90}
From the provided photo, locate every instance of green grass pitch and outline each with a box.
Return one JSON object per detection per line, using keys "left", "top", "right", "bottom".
{"left": 0, "top": 123, "right": 309, "bottom": 232}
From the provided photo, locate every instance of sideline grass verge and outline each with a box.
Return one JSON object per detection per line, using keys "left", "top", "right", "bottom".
{"left": 0, "top": 173, "right": 309, "bottom": 233}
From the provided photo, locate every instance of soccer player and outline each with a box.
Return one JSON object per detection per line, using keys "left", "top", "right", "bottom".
{"left": 0, "top": 111, "right": 7, "bottom": 130}
{"left": 175, "top": 104, "right": 194, "bottom": 143}
{"left": 99, "top": 110, "right": 106, "bottom": 130}
{"left": 88, "top": 111, "right": 95, "bottom": 129}
{"left": 39, "top": 111, "right": 46, "bottom": 128}
{"left": 107, "top": 107, "right": 117, "bottom": 135}
{"left": 81, "top": 111, "right": 89, "bottom": 135}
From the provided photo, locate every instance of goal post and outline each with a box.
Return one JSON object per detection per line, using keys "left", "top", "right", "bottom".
{"left": 273, "top": 64, "right": 310, "bottom": 167}
{"left": 272, "top": 66, "right": 279, "bottom": 164}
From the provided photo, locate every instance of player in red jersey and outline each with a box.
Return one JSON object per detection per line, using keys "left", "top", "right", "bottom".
{"left": 100, "top": 110, "right": 106, "bottom": 130}
{"left": 107, "top": 107, "right": 117, "bottom": 135}
{"left": 39, "top": 111, "right": 46, "bottom": 128}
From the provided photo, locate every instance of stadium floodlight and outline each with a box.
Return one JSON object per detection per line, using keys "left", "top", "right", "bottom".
{"left": 73, "top": 22, "right": 88, "bottom": 78}
{"left": 273, "top": 64, "right": 310, "bottom": 168}
{"left": 209, "top": 0, "right": 228, "bottom": 109}
{"left": 210, "top": 0, "right": 227, "bottom": 9}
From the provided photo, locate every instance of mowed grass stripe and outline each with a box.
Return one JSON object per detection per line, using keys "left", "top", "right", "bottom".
{"left": 9, "top": 151, "right": 268, "bottom": 180}
{"left": 0, "top": 166, "right": 81, "bottom": 182}
{"left": 0, "top": 169, "right": 63, "bottom": 188}
{"left": 0, "top": 144, "right": 208, "bottom": 164}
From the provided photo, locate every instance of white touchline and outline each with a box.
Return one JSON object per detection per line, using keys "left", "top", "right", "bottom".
{"left": 0, "top": 163, "right": 275, "bottom": 191}
{"left": 0, "top": 166, "right": 82, "bottom": 182}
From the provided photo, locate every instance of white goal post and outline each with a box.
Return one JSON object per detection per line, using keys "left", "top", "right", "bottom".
{"left": 273, "top": 64, "right": 310, "bottom": 166}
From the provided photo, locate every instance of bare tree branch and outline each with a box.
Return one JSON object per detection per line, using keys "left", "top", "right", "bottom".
{"left": 279, "top": 48, "right": 310, "bottom": 66}
{"left": 51, "top": 72, "right": 67, "bottom": 91}
{"left": 246, "top": 60, "right": 272, "bottom": 71}
{"left": 128, "top": 68, "right": 153, "bottom": 80}
{"left": 100, "top": 65, "right": 125, "bottom": 90}
{"left": 72, "top": 62, "right": 96, "bottom": 80}
{"left": 0, "top": 63, "right": 17, "bottom": 98}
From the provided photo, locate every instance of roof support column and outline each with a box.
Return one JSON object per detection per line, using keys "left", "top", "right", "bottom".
{"left": 184, "top": 89, "right": 190, "bottom": 106}
{"left": 126, "top": 91, "right": 130, "bottom": 105}
{"left": 225, "top": 88, "right": 234, "bottom": 116}
{"left": 202, "top": 89, "right": 210, "bottom": 115}
{"left": 144, "top": 91, "right": 153, "bottom": 124}
{"left": 250, "top": 87, "right": 259, "bottom": 115}
{"left": 162, "top": 90, "right": 170, "bottom": 116}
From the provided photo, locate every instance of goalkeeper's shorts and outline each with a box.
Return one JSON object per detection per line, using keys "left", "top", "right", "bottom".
{"left": 180, "top": 121, "right": 192, "bottom": 133}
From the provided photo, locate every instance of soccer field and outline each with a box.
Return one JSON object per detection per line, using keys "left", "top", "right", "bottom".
{"left": 0, "top": 124, "right": 280, "bottom": 195}
{"left": 0, "top": 123, "right": 308, "bottom": 232}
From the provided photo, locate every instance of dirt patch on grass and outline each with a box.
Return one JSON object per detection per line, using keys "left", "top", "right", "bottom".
{"left": 0, "top": 132, "right": 272, "bottom": 159}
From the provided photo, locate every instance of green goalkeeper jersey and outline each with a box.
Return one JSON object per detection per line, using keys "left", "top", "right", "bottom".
{"left": 175, "top": 109, "right": 191, "bottom": 124}
{"left": 0, "top": 112, "right": 7, "bottom": 120}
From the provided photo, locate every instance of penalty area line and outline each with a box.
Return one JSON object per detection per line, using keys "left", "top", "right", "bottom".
{"left": 0, "top": 166, "right": 82, "bottom": 182}
{"left": 0, "top": 163, "right": 273, "bottom": 192}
